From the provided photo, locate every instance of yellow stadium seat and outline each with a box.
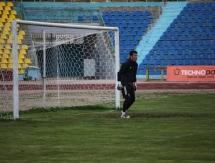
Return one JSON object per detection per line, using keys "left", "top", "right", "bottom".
{"left": 0, "top": 2, "right": 6, "bottom": 7}
{"left": 19, "top": 30, "right": 25, "bottom": 35}
{"left": 4, "top": 26, "right": 10, "bottom": 31}
{"left": 9, "top": 15, "right": 15, "bottom": 19}
{"left": 19, "top": 69, "right": 25, "bottom": 74}
{"left": 3, "top": 30, "right": 9, "bottom": 35}
{"left": 0, "top": 38, "right": 5, "bottom": 44}
{"left": 0, "top": 63, "right": 7, "bottom": 68}
{"left": 8, "top": 63, "right": 13, "bottom": 68}
{"left": 0, "top": 6, "right": 4, "bottom": 10}
{"left": 2, "top": 58, "right": 8, "bottom": 63}
{"left": 0, "top": 18, "right": 6, "bottom": 23}
{"left": 23, "top": 64, "right": 28, "bottom": 68}
{"left": 1, "top": 15, "right": 8, "bottom": 19}
{"left": 0, "top": 2, "right": 6, "bottom": 6}
{"left": 24, "top": 58, "right": 32, "bottom": 64}
{"left": 5, "top": 45, "right": 12, "bottom": 49}
{"left": 0, "top": 22, "right": 3, "bottom": 27}
{"left": 18, "top": 35, "right": 23, "bottom": 40}
{"left": 10, "top": 10, "right": 17, "bottom": 15}
{"left": 7, "top": 53, "right": 12, "bottom": 58}
{"left": 3, "top": 54, "right": 9, "bottom": 58}
{"left": 18, "top": 64, "right": 22, "bottom": 68}
{"left": 3, "top": 10, "right": 9, "bottom": 15}
{"left": 6, "top": 18, "right": 13, "bottom": 23}
{"left": 18, "top": 58, "right": 24, "bottom": 63}
{"left": 0, "top": 49, "right": 3, "bottom": 54}
{"left": 18, "top": 39, "right": 22, "bottom": 44}
{"left": 7, "top": 38, "right": 12, "bottom": 44}
{"left": 5, "top": 6, "right": 11, "bottom": 11}
{"left": 18, "top": 54, "right": 25, "bottom": 59}
{"left": 7, "top": 2, "right": 14, "bottom": 7}
{"left": 0, "top": 45, "right": 3, "bottom": 49}
{"left": 19, "top": 49, "right": 27, "bottom": 55}
{"left": 18, "top": 64, "right": 27, "bottom": 69}
{"left": 4, "top": 23, "right": 11, "bottom": 27}
{"left": 22, "top": 45, "right": 28, "bottom": 50}
{"left": 9, "top": 58, "right": 13, "bottom": 63}
{"left": 1, "top": 34, "right": 7, "bottom": 39}
{"left": 4, "top": 49, "right": 10, "bottom": 54}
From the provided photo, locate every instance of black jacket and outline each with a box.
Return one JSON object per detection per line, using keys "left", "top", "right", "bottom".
{"left": 117, "top": 58, "right": 138, "bottom": 86}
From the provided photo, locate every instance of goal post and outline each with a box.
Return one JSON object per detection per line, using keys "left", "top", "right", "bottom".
{"left": 11, "top": 20, "right": 120, "bottom": 120}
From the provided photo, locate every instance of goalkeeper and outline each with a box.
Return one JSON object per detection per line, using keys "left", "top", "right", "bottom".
{"left": 117, "top": 50, "right": 138, "bottom": 118}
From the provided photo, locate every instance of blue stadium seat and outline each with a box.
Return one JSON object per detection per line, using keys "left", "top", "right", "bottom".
{"left": 178, "top": 59, "right": 184, "bottom": 65}
{"left": 206, "top": 59, "right": 213, "bottom": 65}
{"left": 184, "top": 59, "right": 191, "bottom": 65}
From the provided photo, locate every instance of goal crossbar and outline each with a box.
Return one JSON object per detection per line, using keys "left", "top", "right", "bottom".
{"left": 12, "top": 20, "right": 120, "bottom": 120}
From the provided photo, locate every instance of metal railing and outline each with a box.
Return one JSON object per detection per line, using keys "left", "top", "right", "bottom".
{"left": 19, "top": 5, "right": 102, "bottom": 24}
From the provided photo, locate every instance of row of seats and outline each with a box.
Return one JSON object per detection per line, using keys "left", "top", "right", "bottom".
{"left": 160, "top": 35, "right": 214, "bottom": 41}
{"left": 107, "top": 23, "right": 150, "bottom": 30}
{"left": 152, "top": 49, "right": 215, "bottom": 53}
{"left": 139, "top": 58, "right": 215, "bottom": 67}
{"left": 104, "top": 18, "right": 152, "bottom": 23}
{"left": 152, "top": 46, "right": 215, "bottom": 51}
{"left": 146, "top": 53, "right": 215, "bottom": 58}
{"left": 174, "top": 19, "right": 215, "bottom": 23}
{"left": 164, "top": 30, "right": 215, "bottom": 35}
{"left": 169, "top": 23, "right": 215, "bottom": 28}
{"left": 0, "top": 58, "right": 32, "bottom": 64}
{"left": 103, "top": 11, "right": 151, "bottom": 16}
{"left": 186, "top": 2, "right": 215, "bottom": 7}
{"left": 154, "top": 42, "right": 215, "bottom": 47}
{"left": 183, "top": 8, "right": 215, "bottom": 12}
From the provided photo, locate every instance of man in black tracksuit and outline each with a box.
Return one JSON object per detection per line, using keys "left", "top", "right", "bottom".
{"left": 117, "top": 50, "right": 138, "bottom": 118}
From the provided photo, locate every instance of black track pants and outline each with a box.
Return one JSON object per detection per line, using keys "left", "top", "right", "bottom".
{"left": 121, "top": 85, "right": 135, "bottom": 112}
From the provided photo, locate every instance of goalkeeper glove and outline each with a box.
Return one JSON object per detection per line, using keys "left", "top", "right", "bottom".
{"left": 117, "top": 81, "right": 123, "bottom": 90}
{"left": 133, "top": 82, "right": 137, "bottom": 91}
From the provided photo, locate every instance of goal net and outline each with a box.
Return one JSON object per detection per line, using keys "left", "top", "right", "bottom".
{"left": 0, "top": 20, "right": 120, "bottom": 119}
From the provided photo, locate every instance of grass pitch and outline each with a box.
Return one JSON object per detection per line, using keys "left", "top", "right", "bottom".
{"left": 0, "top": 92, "right": 215, "bottom": 163}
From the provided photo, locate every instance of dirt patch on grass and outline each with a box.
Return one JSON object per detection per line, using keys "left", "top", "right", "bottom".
{"left": 102, "top": 113, "right": 203, "bottom": 119}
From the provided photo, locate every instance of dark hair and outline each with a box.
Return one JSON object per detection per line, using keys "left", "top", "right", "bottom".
{"left": 129, "top": 50, "right": 138, "bottom": 56}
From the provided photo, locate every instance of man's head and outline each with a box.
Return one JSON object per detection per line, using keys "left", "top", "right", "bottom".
{"left": 129, "top": 50, "right": 138, "bottom": 62}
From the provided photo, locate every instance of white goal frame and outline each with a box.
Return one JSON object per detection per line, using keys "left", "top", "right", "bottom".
{"left": 12, "top": 20, "right": 120, "bottom": 120}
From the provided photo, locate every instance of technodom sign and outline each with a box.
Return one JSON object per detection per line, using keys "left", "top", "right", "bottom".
{"left": 167, "top": 66, "right": 215, "bottom": 82}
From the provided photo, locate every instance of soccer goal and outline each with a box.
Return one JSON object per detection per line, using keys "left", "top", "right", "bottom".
{"left": 3, "top": 20, "right": 120, "bottom": 119}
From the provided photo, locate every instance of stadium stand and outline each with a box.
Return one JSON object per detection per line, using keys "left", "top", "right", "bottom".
{"left": 7, "top": 1, "right": 215, "bottom": 78}
{"left": 0, "top": 2, "right": 31, "bottom": 75}
{"left": 137, "top": 2, "right": 215, "bottom": 77}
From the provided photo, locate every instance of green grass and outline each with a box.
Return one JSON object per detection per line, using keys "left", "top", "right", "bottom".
{"left": 0, "top": 93, "right": 215, "bottom": 163}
